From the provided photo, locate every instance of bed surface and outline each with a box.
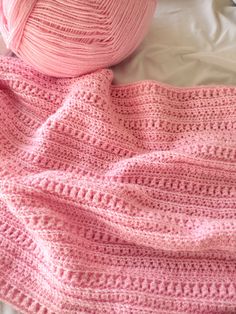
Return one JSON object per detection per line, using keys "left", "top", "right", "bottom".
{"left": 1, "top": 0, "right": 236, "bottom": 313}
{"left": 113, "top": 0, "right": 236, "bottom": 86}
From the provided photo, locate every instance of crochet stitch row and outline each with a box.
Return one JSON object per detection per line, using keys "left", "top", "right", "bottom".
{"left": 0, "top": 57, "right": 235, "bottom": 313}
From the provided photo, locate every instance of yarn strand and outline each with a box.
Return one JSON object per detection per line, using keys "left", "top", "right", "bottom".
{"left": 0, "top": 0, "right": 157, "bottom": 77}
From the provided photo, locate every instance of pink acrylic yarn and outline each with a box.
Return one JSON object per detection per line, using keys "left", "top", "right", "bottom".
{"left": 0, "top": 57, "right": 236, "bottom": 313}
{"left": 0, "top": 0, "right": 157, "bottom": 77}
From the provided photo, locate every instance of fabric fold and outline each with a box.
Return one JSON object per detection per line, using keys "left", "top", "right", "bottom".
{"left": 0, "top": 57, "right": 235, "bottom": 313}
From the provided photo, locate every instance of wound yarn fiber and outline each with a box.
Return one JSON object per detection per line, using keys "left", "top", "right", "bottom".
{"left": 0, "top": 0, "right": 157, "bottom": 77}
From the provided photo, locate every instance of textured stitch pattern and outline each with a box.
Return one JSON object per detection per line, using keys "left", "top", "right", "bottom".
{"left": 0, "top": 57, "right": 236, "bottom": 313}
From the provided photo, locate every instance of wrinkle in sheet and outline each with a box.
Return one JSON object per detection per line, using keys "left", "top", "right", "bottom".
{"left": 113, "top": 0, "right": 236, "bottom": 86}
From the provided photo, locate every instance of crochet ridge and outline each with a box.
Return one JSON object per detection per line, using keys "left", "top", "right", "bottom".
{"left": 0, "top": 57, "right": 235, "bottom": 314}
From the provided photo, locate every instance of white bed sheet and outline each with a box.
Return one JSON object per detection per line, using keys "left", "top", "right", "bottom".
{"left": 1, "top": 0, "right": 236, "bottom": 313}
{"left": 113, "top": 0, "right": 236, "bottom": 86}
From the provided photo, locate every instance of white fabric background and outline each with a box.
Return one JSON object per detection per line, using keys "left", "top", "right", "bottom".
{"left": 113, "top": 0, "right": 236, "bottom": 86}
{"left": 1, "top": 0, "right": 236, "bottom": 313}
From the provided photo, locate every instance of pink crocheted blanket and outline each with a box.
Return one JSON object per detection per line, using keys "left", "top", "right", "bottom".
{"left": 0, "top": 57, "right": 236, "bottom": 314}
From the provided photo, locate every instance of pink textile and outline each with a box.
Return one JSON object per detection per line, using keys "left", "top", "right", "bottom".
{"left": 0, "top": 57, "right": 236, "bottom": 313}
{"left": 0, "top": 0, "right": 157, "bottom": 77}
{"left": 0, "top": 35, "right": 9, "bottom": 56}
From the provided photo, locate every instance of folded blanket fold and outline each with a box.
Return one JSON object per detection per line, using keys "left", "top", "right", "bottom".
{"left": 0, "top": 57, "right": 235, "bottom": 314}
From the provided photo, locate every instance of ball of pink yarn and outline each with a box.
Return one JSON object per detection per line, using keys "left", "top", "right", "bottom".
{"left": 0, "top": 0, "right": 157, "bottom": 77}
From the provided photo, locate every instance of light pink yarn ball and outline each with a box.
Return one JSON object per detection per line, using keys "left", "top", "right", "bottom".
{"left": 0, "top": 0, "right": 157, "bottom": 77}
